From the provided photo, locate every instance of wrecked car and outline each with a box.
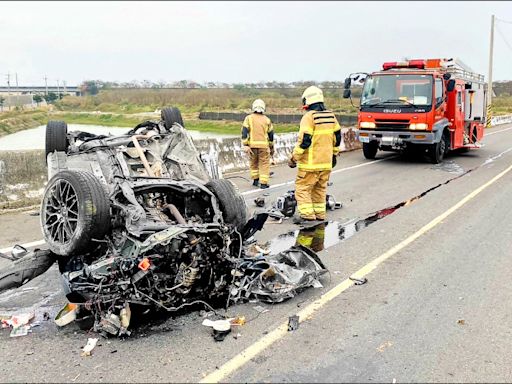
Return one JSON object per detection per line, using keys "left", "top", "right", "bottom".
{"left": 0, "top": 108, "right": 328, "bottom": 337}
{"left": 40, "top": 108, "right": 253, "bottom": 333}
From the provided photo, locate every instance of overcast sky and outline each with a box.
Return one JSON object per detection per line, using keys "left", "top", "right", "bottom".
{"left": 1, "top": 1, "right": 511, "bottom": 86}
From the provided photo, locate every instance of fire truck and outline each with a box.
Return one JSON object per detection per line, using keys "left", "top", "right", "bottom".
{"left": 343, "top": 58, "right": 487, "bottom": 163}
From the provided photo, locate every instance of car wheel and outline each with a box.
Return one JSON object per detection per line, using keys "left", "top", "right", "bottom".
{"left": 45, "top": 120, "right": 68, "bottom": 163}
{"left": 161, "top": 107, "right": 185, "bottom": 129}
{"left": 362, "top": 141, "right": 378, "bottom": 159}
{"left": 205, "top": 179, "right": 248, "bottom": 233}
{"left": 40, "top": 170, "right": 110, "bottom": 256}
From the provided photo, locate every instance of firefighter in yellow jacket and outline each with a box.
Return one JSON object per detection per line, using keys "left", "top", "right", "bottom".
{"left": 242, "top": 99, "right": 274, "bottom": 189}
{"left": 288, "top": 86, "right": 342, "bottom": 224}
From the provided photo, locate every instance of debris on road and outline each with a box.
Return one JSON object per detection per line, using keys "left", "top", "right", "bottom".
{"left": 288, "top": 315, "right": 299, "bottom": 331}
{"left": 254, "top": 197, "right": 266, "bottom": 207}
{"left": 232, "top": 245, "right": 327, "bottom": 303}
{"left": 0, "top": 249, "right": 55, "bottom": 292}
{"left": 376, "top": 340, "right": 393, "bottom": 352}
{"left": 230, "top": 316, "right": 246, "bottom": 327}
{"left": 253, "top": 306, "right": 269, "bottom": 314}
{"left": 54, "top": 303, "right": 78, "bottom": 327}
{"left": 1, "top": 312, "right": 36, "bottom": 337}
{"left": 81, "top": 338, "right": 98, "bottom": 357}
{"left": 349, "top": 276, "right": 368, "bottom": 285}
{"left": 457, "top": 319, "right": 466, "bottom": 325}
{"left": 202, "top": 319, "right": 232, "bottom": 342}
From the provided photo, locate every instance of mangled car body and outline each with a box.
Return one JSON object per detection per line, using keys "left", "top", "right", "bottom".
{"left": 41, "top": 108, "right": 252, "bottom": 333}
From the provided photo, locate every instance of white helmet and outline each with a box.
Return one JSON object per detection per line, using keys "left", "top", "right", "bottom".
{"left": 252, "top": 99, "right": 266, "bottom": 113}
{"left": 301, "top": 86, "right": 324, "bottom": 107}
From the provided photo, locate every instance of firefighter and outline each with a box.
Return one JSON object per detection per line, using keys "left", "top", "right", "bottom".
{"left": 288, "top": 86, "right": 342, "bottom": 224}
{"left": 242, "top": 99, "right": 274, "bottom": 189}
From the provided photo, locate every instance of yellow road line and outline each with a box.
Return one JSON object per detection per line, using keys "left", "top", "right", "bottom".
{"left": 201, "top": 162, "right": 512, "bottom": 383}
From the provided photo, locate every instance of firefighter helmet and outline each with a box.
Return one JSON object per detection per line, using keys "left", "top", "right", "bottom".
{"left": 301, "top": 86, "right": 324, "bottom": 107}
{"left": 252, "top": 99, "right": 266, "bottom": 113}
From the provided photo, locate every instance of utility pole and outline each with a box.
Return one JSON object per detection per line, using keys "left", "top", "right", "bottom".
{"left": 6, "top": 72, "right": 11, "bottom": 111}
{"left": 56, "top": 79, "right": 60, "bottom": 99}
{"left": 43, "top": 75, "right": 48, "bottom": 95}
{"left": 487, "top": 14, "right": 495, "bottom": 128}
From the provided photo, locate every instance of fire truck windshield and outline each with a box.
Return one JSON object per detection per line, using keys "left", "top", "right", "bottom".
{"left": 361, "top": 74, "right": 433, "bottom": 108}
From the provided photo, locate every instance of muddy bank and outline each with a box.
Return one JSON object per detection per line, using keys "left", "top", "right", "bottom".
{"left": 0, "top": 128, "right": 360, "bottom": 209}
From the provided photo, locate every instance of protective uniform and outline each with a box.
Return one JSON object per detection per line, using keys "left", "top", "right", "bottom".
{"left": 290, "top": 87, "right": 342, "bottom": 221}
{"left": 295, "top": 223, "right": 326, "bottom": 252}
{"left": 242, "top": 99, "right": 274, "bottom": 188}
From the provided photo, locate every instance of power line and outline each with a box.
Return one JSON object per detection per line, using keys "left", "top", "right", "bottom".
{"left": 496, "top": 17, "right": 512, "bottom": 25}
{"left": 496, "top": 24, "right": 512, "bottom": 55}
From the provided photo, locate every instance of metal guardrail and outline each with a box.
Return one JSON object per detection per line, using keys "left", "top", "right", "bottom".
{"left": 491, "top": 114, "right": 512, "bottom": 126}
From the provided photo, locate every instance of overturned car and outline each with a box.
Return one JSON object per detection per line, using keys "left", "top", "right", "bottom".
{"left": 0, "top": 108, "right": 328, "bottom": 337}
{"left": 41, "top": 108, "right": 256, "bottom": 331}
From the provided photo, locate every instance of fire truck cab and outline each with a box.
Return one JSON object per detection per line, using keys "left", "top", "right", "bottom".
{"left": 343, "top": 58, "right": 487, "bottom": 163}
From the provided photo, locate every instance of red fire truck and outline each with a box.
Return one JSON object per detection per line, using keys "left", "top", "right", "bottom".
{"left": 343, "top": 58, "right": 487, "bottom": 163}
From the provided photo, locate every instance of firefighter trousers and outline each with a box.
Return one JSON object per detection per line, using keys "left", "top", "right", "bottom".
{"left": 249, "top": 147, "right": 270, "bottom": 185}
{"left": 295, "top": 169, "right": 330, "bottom": 220}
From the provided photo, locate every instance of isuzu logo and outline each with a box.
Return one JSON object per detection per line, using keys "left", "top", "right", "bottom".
{"left": 383, "top": 108, "right": 402, "bottom": 113}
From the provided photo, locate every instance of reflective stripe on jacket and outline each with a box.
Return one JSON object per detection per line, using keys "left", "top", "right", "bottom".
{"left": 241, "top": 113, "right": 273, "bottom": 148}
{"left": 293, "top": 110, "right": 341, "bottom": 171}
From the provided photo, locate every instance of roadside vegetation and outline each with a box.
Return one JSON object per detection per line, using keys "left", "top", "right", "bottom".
{"left": 1, "top": 88, "right": 511, "bottom": 137}
{"left": 55, "top": 88, "right": 358, "bottom": 115}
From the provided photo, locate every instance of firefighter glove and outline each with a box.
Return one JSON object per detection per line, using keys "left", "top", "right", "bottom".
{"left": 288, "top": 154, "right": 297, "bottom": 168}
{"left": 243, "top": 146, "right": 253, "bottom": 155}
{"left": 332, "top": 154, "right": 337, "bottom": 168}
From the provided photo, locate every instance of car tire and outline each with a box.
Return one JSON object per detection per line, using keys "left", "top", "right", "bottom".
{"left": 45, "top": 120, "right": 68, "bottom": 163}
{"left": 428, "top": 132, "right": 448, "bottom": 164}
{"left": 362, "top": 141, "right": 378, "bottom": 159}
{"left": 205, "top": 179, "right": 248, "bottom": 233}
{"left": 40, "top": 170, "right": 110, "bottom": 256}
{"left": 161, "top": 107, "right": 185, "bottom": 129}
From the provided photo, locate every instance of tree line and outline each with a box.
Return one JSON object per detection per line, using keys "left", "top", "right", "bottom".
{"left": 79, "top": 80, "right": 354, "bottom": 95}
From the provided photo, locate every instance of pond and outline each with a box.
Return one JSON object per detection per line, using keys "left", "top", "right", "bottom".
{"left": 0, "top": 124, "right": 236, "bottom": 151}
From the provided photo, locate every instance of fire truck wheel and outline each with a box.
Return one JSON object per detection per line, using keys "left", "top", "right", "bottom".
{"left": 362, "top": 141, "right": 378, "bottom": 160}
{"left": 428, "top": 133, "right": 448, "bottom": 164}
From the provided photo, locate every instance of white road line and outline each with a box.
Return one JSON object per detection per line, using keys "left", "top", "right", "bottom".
{"left": 200, "top": 160, "right": 512, "bottom": 383}
{"left": 0, "top": 239, "right": 46, "bottom": 255}
{"left": 241, "top": 157, "right": 393, "bottom": 196}
{"left": 486, "top": 126, "right": 512, "bottom": 136}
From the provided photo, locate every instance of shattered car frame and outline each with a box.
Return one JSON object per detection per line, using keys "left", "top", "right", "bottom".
{"left": 41, "top": 108, "right": 252, "bottom": 334}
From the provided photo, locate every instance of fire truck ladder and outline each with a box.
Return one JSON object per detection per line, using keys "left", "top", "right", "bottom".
{"left": 442, "top": 58, "right": 485, "bottom": 84}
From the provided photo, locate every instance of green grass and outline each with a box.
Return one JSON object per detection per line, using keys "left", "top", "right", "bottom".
{"left": 185, "top": 120, "right": 298, "bottom": 135}
{"left": 55, "top": 112, "right": 143, "bottom": 127}
{"left": 60, "top": 113, "right": 299, "bottom": 135}
{"left": 492, "top": 96, "right": 512, "bottom": 116}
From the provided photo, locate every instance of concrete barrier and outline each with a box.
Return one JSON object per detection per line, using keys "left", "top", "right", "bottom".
{"left": 0, "top": 128, "right": 360, "bottom": 209}
{"left": 199, "top": 112, "right": 358, "bottom": 126}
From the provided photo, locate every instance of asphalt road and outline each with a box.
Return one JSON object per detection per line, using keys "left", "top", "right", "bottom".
{"left": 1, "top": 125, "right": 512, "bottom": 382}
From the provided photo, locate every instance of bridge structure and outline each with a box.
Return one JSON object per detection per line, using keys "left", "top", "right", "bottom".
{"left": 0, "top": 85, "right": 81, "bottom": 96}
